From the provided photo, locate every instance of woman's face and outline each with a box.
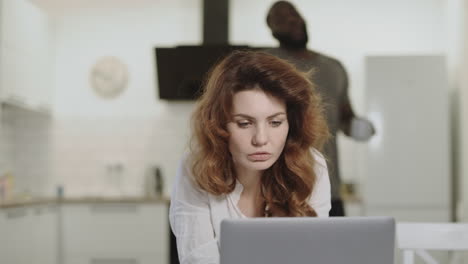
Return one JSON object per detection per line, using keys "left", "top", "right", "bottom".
{"left": 227, "top": 88, "right": 289, "bottom": 175}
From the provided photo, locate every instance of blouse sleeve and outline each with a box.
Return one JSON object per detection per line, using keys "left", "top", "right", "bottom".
{"left": 169, "top": 157, "right": 220, "bottom": 264}
{"left": 309, "top": 150, "right": 332, "bottom": 217}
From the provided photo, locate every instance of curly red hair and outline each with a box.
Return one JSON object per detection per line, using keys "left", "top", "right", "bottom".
{"left": 190, "top": 50, "right": 329, "bottom": 216}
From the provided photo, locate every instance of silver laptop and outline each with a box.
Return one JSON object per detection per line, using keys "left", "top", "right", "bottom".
{"left": 220, "top": 216, "right": 395, "bottom": 264}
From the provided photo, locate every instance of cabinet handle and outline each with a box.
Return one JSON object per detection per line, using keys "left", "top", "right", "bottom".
{"left": 89, "top": 204, "right": 138, "bottom": 214}
{"left": 6, "top": 208, "right": 27, "bottom": 219}
{"left": 7, "top": 95, "right": 26, "bottom": 104}
{"left": 90, "top": 258, "right": 139, "bottom": 264}
{"left": 33, "top": 207, "right": 43, "bottom": 215}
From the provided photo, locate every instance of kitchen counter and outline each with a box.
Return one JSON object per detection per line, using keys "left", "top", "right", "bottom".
{"left": 0, "top": 196, "right": 170, "bottom": 209}
{"left": 0, "top": 195, "right": 170, "bottom": 264}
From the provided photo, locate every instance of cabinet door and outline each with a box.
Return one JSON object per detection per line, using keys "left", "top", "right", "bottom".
{"left": 0, "top": 209, "right": 5, "bottom": 261}
{"left": 0, "top": 0, "right": 53, "bottom": 110}
{"left": 0, "top": 205, "right": 58, "bottom": 264}
{"left": 62, "top": 203, "right": 169, "bottom": 264}
{"left": 0, "top": 206, "right": 35, "bottom": 264}
{"left": 31, "top": 204, "right": 59, "bottom": 264}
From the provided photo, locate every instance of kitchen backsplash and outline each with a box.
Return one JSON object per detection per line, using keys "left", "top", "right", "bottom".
{"left": 0, "top": 104, "right": 52, "bottom": 200}
{"left": 0, "top": 107, "right": 13, "bottom": 174}
{"left": 0, "top": 104, "right": 192, "bottom": 200}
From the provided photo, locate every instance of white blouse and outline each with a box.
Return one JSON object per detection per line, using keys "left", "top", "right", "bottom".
{"left": 169, "top": 150, "right": 331, "bottom": 264}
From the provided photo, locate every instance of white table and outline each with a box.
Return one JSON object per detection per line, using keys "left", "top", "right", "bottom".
{"left": 397, "top": 222, "right": 468, "bottom": 264}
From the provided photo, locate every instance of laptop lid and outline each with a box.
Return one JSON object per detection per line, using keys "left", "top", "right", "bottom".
{"left": 220, "top": 216, "right": 395, "bottom": 264}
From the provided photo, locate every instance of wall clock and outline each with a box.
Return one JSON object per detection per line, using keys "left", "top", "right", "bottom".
{"left": 90, "top": 56, "right": 129, "bottom": 99}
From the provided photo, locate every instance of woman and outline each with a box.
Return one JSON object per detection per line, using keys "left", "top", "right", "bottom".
{"left": 169, "top": 50, "right": 331, "bottom": 264}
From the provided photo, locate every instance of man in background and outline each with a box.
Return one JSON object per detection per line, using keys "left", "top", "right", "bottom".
{"left": 265, "top": 1, "right": 374, "bottom": 216}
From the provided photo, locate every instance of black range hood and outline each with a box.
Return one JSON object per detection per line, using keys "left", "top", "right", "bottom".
{"left": 155, "top": 0, "right": 254, "bottom": 100}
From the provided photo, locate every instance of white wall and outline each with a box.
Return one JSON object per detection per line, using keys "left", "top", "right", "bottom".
{"left": 51, "top": 0, "right": 201, "bottom": 118}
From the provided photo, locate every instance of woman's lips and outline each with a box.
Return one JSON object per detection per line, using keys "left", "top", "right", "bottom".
{"left": 248, "top": 152, "right": 272, "bottom": 161}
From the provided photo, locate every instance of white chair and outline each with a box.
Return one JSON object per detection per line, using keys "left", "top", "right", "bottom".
{"left": 397, "top": 222, "right": 468, "bottom": 264}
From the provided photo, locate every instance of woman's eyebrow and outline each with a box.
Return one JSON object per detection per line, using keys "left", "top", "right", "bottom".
{"left": 232, "top": 112, "right": 287, "bottom": 119}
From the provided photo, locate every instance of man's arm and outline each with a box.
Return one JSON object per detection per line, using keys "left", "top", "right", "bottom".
{"left": 337, "top": 61, "right": 375, "bottom": 140}
{"left": 337, "top": 61, "right": 356, "bottom": 136}
{"left": 339, "top": 100, "right": 356, "bottom": 137}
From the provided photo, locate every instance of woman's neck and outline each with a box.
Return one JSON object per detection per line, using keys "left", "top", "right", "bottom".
{"left": 236, "top": 168, "right": 265, "bottom": 217}
{"left": 236, "top": 168, "right": 263, "bottom": 195}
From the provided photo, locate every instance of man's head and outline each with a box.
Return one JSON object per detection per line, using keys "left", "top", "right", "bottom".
{"left": 266, "top": 1, "right": 308, "bottom": 50}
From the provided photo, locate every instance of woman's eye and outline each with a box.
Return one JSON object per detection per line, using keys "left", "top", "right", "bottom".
{"left": 270, "top": 120, "right": 283, "bottom": 127}
{"left": 237, "top": 121, "right": 252, "bottom": 128}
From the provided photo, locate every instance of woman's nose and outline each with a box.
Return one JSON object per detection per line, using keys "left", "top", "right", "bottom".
{"left": 252, "top": 126, "right": 268, "bottom": 146}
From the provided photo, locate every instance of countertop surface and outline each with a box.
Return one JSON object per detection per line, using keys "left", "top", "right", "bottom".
{"left": 0, "top": 196, "right": 170, "bottom": 209}
{"left": 1, "top": 195, "right": 361, "bottom": 209}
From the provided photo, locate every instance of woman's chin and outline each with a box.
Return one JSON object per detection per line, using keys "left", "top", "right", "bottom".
{"left": 246, "top": 159, "right": 275, "bottom": 171}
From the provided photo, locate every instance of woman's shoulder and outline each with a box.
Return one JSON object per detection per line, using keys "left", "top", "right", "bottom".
{"left": 310, "top": 148, "right": 327, "bottom": 168}
{"left": 175, "top": 152, "right": 191, "bottom": 180}
{"left": 171, "top": 154, "right": 207, "bottom": 201}
{"left": 173, "top": 153, "right": 206, "bottom": 196}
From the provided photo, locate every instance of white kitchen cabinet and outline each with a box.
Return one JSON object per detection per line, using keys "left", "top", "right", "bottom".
{"left": 30, "top": 204, "right": 59, "bottom": 264}
{"left": 0, "top": 204, "right": 57, "bottom": 264}
{"left": 62, "top": 203, "right": 169, "bottom": 264}
{"left": 0, "top": 0, "right": 53, "bottom": 113}
{"left": 0, "top": 200, "right": 169, "bottom": 264}
{"left": 1, "top": 206, "right": 35, "bottom": 264}
{"left": 0, "top": 209, "right": 5, "bottom": 261}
